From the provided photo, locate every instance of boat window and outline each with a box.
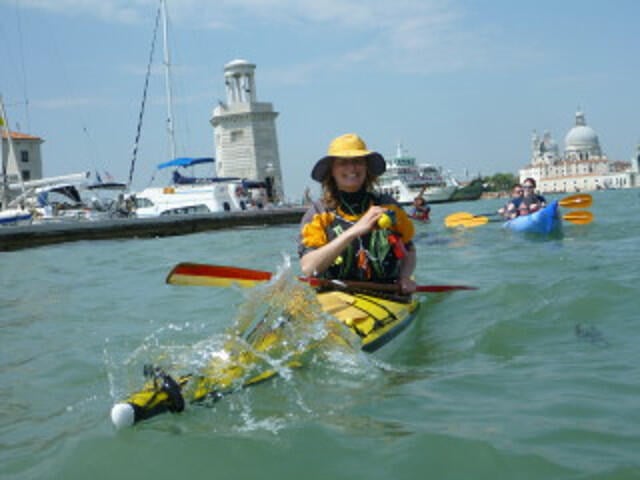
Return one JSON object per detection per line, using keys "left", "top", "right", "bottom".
{"left": 135, "top": 197, "right": 154, "bottom": 208}
{"left": 223, "top": 202, "right": 231, "bottom": 211}
{"left": 160, "top": 204, "right": 210, "bottom": 216}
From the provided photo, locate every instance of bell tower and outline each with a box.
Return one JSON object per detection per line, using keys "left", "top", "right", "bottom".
{"left": 211, "top": 59, "right": 284, "bottom": 202}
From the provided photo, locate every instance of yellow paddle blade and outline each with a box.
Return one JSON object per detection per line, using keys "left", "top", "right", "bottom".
{"left": 445, "top": 212, "right": 476, "bottom": 222}
{"left": 168, "top": 274, "right": 264, "bottom": 288}
{"left": 562, "top": 210, "right": 594, "bottom": 225}
{"left": 445, "top": 215, "right": 490, "bottom": 228}
{"left": 559, "top": 193, "right": 592, "bottom": 209}
{"left": 444, "top": 212, "right": 476, "bottom": 227}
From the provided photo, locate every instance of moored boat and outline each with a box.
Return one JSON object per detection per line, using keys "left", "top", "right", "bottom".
{"left": 0, "top": 207, "right": 32, "bottom": 226}
{"left": 503, "top": 200, "right": 561, "bottom": 234}
{"left": 110, "top": 287, "right": 420, "bottom": 428}
{"left": 448, "top": 178, "right": 484, "bottom": 202}
{"left": 133, "top": 157, "right": 250, "bottom": 217}
{"left": 377, "top": 144, "right": 458, "bottom": 205}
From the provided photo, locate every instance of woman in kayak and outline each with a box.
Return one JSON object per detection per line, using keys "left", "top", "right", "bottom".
{"left": 411, "top": 195, "right": 431, "bottom": 221}
{"left": 517, "top": 177, "right": 547, "bottom": 216}
{"left": 298, "top": 133, "right": 417, "bottom": 294}
{"left": 498, "top": 184, "right": 524, "bottom": 219}
{"left": 501, "top": 179, "right": 546, "bottom": 218}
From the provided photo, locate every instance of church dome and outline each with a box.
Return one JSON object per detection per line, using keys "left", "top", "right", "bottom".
{"left": 565, "top": 125, "right": 599, "bottom": 148}
{"left": 564, "top": 109, "right": 601, "bottom": 154}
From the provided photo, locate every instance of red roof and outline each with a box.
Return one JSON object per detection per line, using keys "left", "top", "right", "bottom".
{"left": 1, "top": 131, "right": 42, "bottom": 141}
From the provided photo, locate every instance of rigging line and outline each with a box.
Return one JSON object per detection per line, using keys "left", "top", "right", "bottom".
{"left": 161, "top": 0, "right": 176, "bottom": 161}
{"left": 14, "top": 0, "right": 30, "bottom": 133}
{"left": 127, "top": 2, "right": 162, "bottom": 190}
{"left": 82, "top": 126, "right": 101, "bottom": 175}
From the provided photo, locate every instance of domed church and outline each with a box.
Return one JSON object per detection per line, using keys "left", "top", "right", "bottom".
{"left": 564, "top": 110, "right": 602, "bottom": 160}
{"left": 520, "top": 109, "right": 639, "bottom": 193}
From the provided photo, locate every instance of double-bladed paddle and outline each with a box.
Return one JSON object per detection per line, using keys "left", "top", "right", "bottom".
{"left": 444, "top": 193, "right": 594, "bottom": 228}
{"left": 166, "top": 263, "right": 477, "bottom": 293}
{"left": 445, "top": 210, "right": 594, "bottom": 228}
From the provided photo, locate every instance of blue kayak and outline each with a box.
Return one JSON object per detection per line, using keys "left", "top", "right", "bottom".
{"left": 503, "top": 200, "right": 561, "bottom": 234}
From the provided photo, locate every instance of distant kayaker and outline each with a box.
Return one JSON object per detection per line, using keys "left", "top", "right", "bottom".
{"left": 501, "top": 178, "right": 546, "bottom": 218}
{"left": 411, "top": 194, "right": 431, "bottom": 221}
{"left": 517, "top": 178, "right": 547, "bottom": 216}
{"left": 498, "top": 184, "right": 524, "bottom": 219}
{"left": 298, "top": 133, "right": 417, "bottom": 294}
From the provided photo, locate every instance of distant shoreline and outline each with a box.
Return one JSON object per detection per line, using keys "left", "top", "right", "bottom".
{"left": 480, "top": 191, "right": 510, "bottom": 200}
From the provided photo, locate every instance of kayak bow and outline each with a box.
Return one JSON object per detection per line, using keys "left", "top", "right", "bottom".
{"left": 111, "top": 288, "right": 421, "bottom": 428}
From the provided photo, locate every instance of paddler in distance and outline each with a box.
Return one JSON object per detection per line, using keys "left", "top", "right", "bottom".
{"left": 411, "top": 195, "right": 431, "bottom": 221}
{"left": 502, "top": 177, "right": 546, "bottom": 218}
{"left": 518, "top": 177, "right": 547, "bottom": 215}
{"left": 498, "top": 183, "right": 524, "bottom": 219}
{"left": 298, "top": 133, "right": 417, "bottom": 294}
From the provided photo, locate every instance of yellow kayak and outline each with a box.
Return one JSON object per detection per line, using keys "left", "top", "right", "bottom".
{"left": 110, "top": 289, "right": 420, "bottom": 428}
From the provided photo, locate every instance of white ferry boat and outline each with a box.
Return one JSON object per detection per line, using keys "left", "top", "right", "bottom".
{"left": 377, "top": 145, "right": 458, "bottom": 204}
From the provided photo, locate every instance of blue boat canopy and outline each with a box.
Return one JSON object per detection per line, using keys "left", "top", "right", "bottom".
{"left": 157, "top": 157, "right": 214, "bottom": 170}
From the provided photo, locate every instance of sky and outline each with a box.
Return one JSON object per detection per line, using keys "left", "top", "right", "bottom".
{"left": 1, "top": 0, "right": 639, "bottom": 200}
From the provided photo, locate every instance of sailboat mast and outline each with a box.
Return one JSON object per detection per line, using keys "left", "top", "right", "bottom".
{"left": 0, "top": 96, "right": 25, "bottom": 208}
{"left": 161, "top": 0, "right": 176, "bottom": 161}
{"left": 0, "top": 96, "right": 8, "bottom": 209}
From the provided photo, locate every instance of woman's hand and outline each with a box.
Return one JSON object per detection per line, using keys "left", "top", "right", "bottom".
{"left": 349, "top": 206, "right": 387, "bottom": 237}
{"left": 300, "top": 206, "right": 385, "bottom": 277}
{"left": 397, "top": 246, "right": 417, "bottom": 295}
{"left": 398, "top": 276, "right": 417, "bottom": 295}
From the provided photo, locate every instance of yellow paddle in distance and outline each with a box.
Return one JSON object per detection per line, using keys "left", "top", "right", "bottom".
{"left": 444, "top": 214, "right": 490, "bottom": 228}
{"left": 444, "top": 193, "right": 593, "bottom": 228}
{"left": 445, "top": 210, "right": 594, "bottom": 229}
{"left": 562, "top": 210, "right": 594, "bottom": 225}
{"left": 558, "top": 193, "right": 592, "bottom": 208}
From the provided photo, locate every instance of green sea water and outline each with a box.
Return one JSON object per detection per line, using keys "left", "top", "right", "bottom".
{"left": 1, "top": 189, "right": 639, "bottom": 480}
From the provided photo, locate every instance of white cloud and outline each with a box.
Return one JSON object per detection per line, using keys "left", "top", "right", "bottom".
{"left": 17, "top": 0, "right": 153, "bottom": 24}
{"left": 13, "top": 0, "right": 502, "bottom": 78}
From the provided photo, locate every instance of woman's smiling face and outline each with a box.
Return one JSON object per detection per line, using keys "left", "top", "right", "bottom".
{"left": 522, "top": 183, "right": 535, "bottom": 196}
{"left": 331, "top": 157, "right": 367, "bottom": 192}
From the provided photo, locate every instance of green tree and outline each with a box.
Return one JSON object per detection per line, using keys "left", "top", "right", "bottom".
{"left": 482, "top": 173, "right": 518, "bottom": 192}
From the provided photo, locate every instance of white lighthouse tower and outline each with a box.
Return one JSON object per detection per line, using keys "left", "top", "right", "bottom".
{"left": 211, "top": 59, "right": 284, "bottom": 202}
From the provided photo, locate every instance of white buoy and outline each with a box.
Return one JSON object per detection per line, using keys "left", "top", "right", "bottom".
{"left": 111, "top": 403, "right": 135, "bottom": 429}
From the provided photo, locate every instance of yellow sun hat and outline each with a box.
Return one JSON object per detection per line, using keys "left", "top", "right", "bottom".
{"left": 311, "top": 133, "right": 386, "bottom": 182}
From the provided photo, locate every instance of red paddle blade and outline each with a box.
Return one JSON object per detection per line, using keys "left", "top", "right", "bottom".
{"left": 166, "top": 263, "right": 273, "bottom": 287}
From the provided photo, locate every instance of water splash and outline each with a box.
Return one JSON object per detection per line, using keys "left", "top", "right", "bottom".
{"left": 110, "top": 260, "right": 375, "bottom": 429}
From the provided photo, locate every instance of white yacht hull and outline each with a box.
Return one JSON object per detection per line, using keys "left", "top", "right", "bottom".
{"left": 133, "top": 182, "right": 248, "bottom": 218}
{"left": 0, "top": 208, "right": 32, "bottom": 226}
